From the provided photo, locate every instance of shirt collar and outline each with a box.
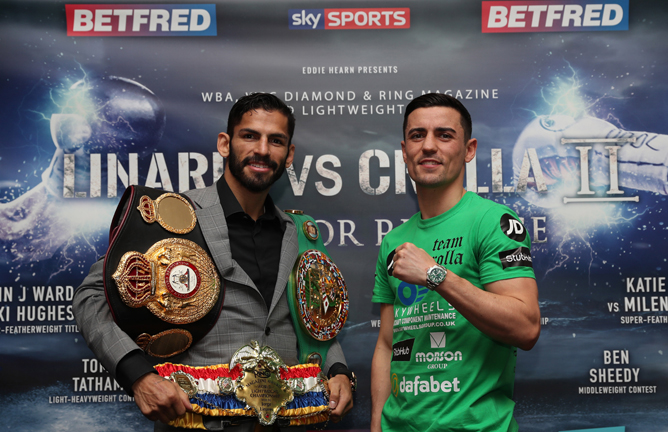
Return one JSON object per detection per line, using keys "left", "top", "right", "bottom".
{"left": 216, "top": 176, "right": 278, "bottom": 222}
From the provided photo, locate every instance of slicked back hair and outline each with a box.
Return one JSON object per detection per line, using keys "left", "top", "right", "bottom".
{"left": 227, "top": 93, "right": 296, "bottom": 144}
{"left": 403, "top": 93, "right": 472, "bottom": 143}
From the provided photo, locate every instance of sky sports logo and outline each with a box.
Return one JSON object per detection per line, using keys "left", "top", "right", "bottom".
{"left": 482, "top": 0, "right": 628, "bottom": 33}
{"left": 289, "top": 8, "right": 410, "bottom": 30}
{"left": 65, "top": 4, "right": 217, "bottom": 36}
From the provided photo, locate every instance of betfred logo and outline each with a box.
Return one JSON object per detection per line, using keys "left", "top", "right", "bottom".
{"left": 482, "top": 1, "right": 628, "bottom": 33}
{"left": 65, "top": 4, "right": 217, "bottom": 36}
{"left": 289, "top": 8, "right": 410, "bottom": 30}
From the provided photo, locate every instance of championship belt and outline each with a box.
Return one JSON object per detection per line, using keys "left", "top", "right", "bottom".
{"left": 157, "top": 341, "right": 330, "bottom": 429}
{"left": 104, "top": 185, "right": 224, "bottom": 358}
{"left": 284, "top": 210, "right": 349, "bottom": 367}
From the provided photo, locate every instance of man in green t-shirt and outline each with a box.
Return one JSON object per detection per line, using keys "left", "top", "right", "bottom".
{"left": 371, "top": 93, "right": 540, "bottom": 432}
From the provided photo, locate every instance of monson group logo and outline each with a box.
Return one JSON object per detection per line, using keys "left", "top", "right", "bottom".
{"left": 482, "top": 0, "right": 628, "bottom": 33}
{"left": 289, "top": 8, "right": 410, "bottom": 30}
{"left": 66, "top": 4, "right": 217, "bottom": 36}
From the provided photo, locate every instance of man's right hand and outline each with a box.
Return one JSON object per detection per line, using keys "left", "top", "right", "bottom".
{"left": 132, "top": 373, "right": 193, "bottom": 424}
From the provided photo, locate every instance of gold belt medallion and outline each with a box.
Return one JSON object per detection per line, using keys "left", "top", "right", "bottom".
{"left": 231, "top": 342, "right": 294, "bottom": 426}
{"left": 113, "top": 238, "right": 220, "bottom": 324}
{"left": 137, "top": 193, "right": 197, "bottom": 234}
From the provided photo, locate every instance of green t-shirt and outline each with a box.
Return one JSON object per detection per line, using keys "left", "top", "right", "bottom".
{"left": 372, "top": 192, "right": 535, "bottom": 432}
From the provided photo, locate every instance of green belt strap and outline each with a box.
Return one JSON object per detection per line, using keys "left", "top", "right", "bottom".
{"left": 284, "top": 211, "right": 335, "bottom": 367}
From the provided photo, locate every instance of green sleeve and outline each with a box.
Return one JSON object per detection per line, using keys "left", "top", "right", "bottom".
{"left": 477, "top": 205, "right": 536, "bottom": 286}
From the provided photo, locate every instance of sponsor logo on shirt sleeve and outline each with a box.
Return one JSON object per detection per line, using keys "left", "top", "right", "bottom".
{"left": 499, "top": 246, "right": 533, "bottom": 269}
{"left": 500, "top": 213, "right": 527, "bottom": 242}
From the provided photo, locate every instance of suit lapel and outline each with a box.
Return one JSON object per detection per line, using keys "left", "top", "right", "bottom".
{"left": 187, "top": 184, "right": 299, "bottom": 311}
{"left": 189, "top": 185, "right": 255, "bottom": 289}
{"left": 268, "top": 208, "right": 298, "bottom": 316}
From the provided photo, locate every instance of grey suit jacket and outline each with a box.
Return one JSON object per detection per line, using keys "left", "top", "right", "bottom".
{"left": 73, "top": 183, "right": 346, "bottom": 431}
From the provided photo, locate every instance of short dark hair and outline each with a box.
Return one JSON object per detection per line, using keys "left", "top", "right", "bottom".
{"left": 227, "top": 93, "right": 296, "bottom": 144}
{"left": 403, "top": 93, "right": 472, "bottom": 142}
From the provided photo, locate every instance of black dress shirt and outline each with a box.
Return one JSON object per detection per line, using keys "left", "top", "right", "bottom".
{"left": 216, "top": 176, "right": 285, "bottom": 311}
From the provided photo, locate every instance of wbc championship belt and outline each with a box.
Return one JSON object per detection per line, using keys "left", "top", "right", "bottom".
{"left": 104, "top": 185, "right": 224, "bottom": 358}
{"left": 284, "top": 210, "right": 349, "bottom": 367}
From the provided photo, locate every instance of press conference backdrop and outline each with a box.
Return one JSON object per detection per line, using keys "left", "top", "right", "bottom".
{"left": 1, "top": 1, "right": 666, "bottom": 431}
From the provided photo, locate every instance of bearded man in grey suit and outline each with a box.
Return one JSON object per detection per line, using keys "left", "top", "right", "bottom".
{"left": 73, "top": 93, "right": 354, "bottom": 431}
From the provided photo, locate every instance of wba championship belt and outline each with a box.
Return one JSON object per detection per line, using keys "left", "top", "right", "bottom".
{"left": 284, "top": 210, "right": 349, "bottom": 367}
{"left": 104, "top": 186, "right": 224, "bottom": 358}
{"left": 157, "top": 341, "right": 330, "bottom": 429}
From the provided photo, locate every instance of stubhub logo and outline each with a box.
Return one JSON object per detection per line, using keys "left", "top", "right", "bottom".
{"left": 289, "top": 8, "right": 410, "bottom": 30}
{"left": 482, "top": 0, "right": 628, "bottom": 33}
{"left": 65, "top": 4, "right": 217, "bottom": 36}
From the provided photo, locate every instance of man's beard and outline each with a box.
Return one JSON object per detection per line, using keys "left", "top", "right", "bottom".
{"left": 227, "top": 145, "right": 288, "bottom": 193}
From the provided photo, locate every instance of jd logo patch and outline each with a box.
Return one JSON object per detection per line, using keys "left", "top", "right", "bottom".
{"left": 500, "top": 213, "right": 526, "bottom": 242}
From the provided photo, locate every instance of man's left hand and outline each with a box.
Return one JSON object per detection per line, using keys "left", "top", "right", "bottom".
{"left": 328, "top": 374, "right": 353, "bottom": 423}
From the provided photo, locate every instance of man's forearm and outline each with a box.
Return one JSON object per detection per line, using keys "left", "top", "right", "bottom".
{"left": 371, "top": 345, "right": 391, "bottom": 432}
{"left": 436, "top": 272, "right": 540, "bottom": 350}
{"left": 390, "top": 243, "right": 540, "bottom": 350}
{"left": 370, "top": 303, "right": 395, "bottom": 432}
{"left": 73, "top": 258, "right": 149, "bottom": 383}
